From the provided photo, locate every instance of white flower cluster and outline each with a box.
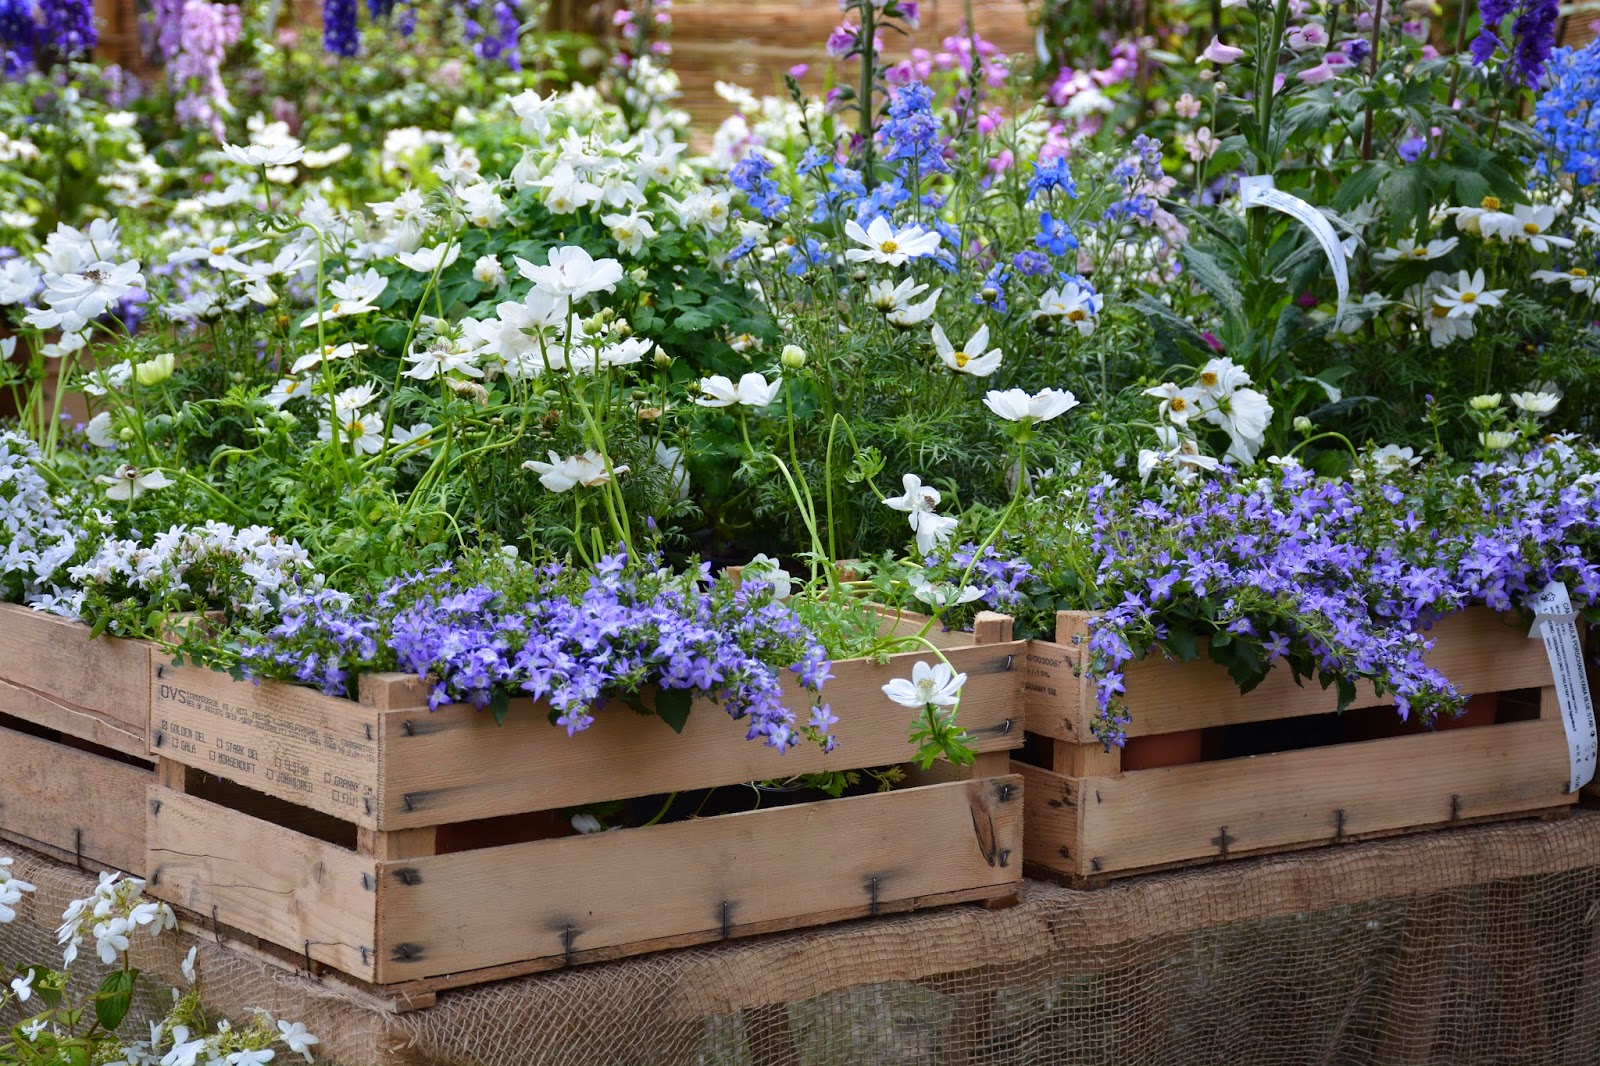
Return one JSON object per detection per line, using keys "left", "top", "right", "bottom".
{"left": 0, "top": 855, "right": 36, "bottom": 923}
{"left": 0, "top": 430, "right": 87, "bottom": 609}
{"left": 1141, "top": 356, "right": 1273, "bottom": 478}
{"left": 68, "top": 521, "right": 321, "bottom": 619}
{"left": 57, "top": 871, "right": 174, "bottom": 966}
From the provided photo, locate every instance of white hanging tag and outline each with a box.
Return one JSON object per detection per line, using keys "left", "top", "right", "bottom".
{"left": 1526, "top": 581, "right": 1596, "bottom": 793}
{"left": 1239, "top": 174, "right": 1351, "bottom": 328}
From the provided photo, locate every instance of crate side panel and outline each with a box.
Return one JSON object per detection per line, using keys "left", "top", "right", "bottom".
{"left": 373, "top": 776, "right": 1022, "bottom": 981}
{"left": 150, "top": 664, "right": 382, "bottom": 828}
{"left": 0, "top": 604, "right": 150, "bottom": 755}
{"left": 0, "top": 724, "right": 150, "bottom": 875}
{"left": 1077, "top": 718, "right": 1573, "bottom": 874}
{"left": 144, "top": 786, "right": 377, "bottom": 981}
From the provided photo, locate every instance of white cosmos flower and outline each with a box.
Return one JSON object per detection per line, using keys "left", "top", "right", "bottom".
{"left": 515, "top": 246, "right": 624, "bottom": 300}
{"left": 1504, "top": 203, "right": 1574, "bottom": 253}
{"left": 220, "top": 141, "right": 305, "bottom": 168}
{"left": 318, "top": 412, "right": 385, "bottom": 454}
{"left": 983, "top": 387, "right": 1080, "bottom": 424}
{"left": 881, "top": 660, "right": 967, "bottom": 709}
{"left": 883, "top": 473, "right": 959, "bottom": 554}
{"left": 695, "top": 372, "right": 782, "bottom": 408}
{"left": 843, "top": 217, "right": 943, "bottom": 266}
{"left": 1452, "top": 198, "right": 1514, "bottom": 237}
{"left": 1143, "top": 382, "right": 1204, "bottom": 427}
{"left": 868, "top": 277, "right": 928, "bottom": 314}
{"left": 395, "top": 242, "right": 461, "bottom": 274}
{"left": 96, "top": 464, "right": 173, "bottom": 501}
{"left": 1369, "top": 443, "right": 1421, "bottom": 472}
{"left": 1373, "top": 237, "right": 1459, "bottom": 263}
{"left": 389, "top": 422, "right": 435, "bottom": 447}
{"left": 332, "top": 382, "right": 380, "bottom": 414}
{"left": 25, "top": 260, "right": 144, "bottom": 333}
{"left": 1434, "top": 268, "right": 1506, "bottom": 318}
{"left": 1034, "top": 282, "right": 1101, "bottom": 336}
{"left": 1203, "top": 386, "right": 1273, "bottom": 462}
{"left": 1531, "top": 267, "right": 1597, "bottom": 298}
{"left": 1138, "top": 427, "right": 1221, "bottom": 483}
{"left": 1573, "top": 205, "right": 1600, "bottom": 238}
{"left": 289, "top": 341, "right": 366, "bottom": 375}
{"left": 931, "top": 324, "right": 1002, "bottom": 377}
{"left": 263, "top": 377, "right": 311, "bottom": 409}
{"left": 1510, "top": 391, "right": 1560, "bottom": 415}
{"left": 888, "top": 286, "right": 941, "bottom": 328}
{"left": 521, "top": 450, "right": 627, "bottom": 491}
{"left": 243, "top": 278, "right": 278, "bottom": 306}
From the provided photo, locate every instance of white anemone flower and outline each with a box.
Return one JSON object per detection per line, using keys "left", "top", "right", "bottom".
{"left": 881, "top": 661, "right": 967, "bottom": 709}
{"left": 931, "top": 323, "right": 1003, "bottom": 377}
{"left": 843, "top": 217, "right": 943, "bottom": 266}
{"left": 97, "top": 464, "right": 174, "bottom": 501}
{"left": 695, "top": 372, "right": 782, "bottom": 408}
{"left": 289, "top": 341, "right": 367, "bottom": 376}
{"left": 521, "top": 450, "right": 626, "bottom": 492}
{"left": 983, "top": 387, "right": 1080, "bottom": 424}
{"left": 1034, "top": 282, "right": 1101, "bottom": 336}
{"left": 515, "top": 246, "right": 624, "bottom": 300}
{"left": 394, "top": 242, "right": 461, "bottom": 274}
{"left": 220, "top": 141, "right": 305, "bottom": 168}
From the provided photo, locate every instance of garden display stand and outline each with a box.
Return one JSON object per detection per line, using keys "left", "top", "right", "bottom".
{"left": 140, "top": 609, "right": 1024, "bottom": 1006}
{"left": 1018, "top": 607, "right": 1578, "bottom": 886}
{"left": 0, "top": 603, "right": 153, "bottom": 876}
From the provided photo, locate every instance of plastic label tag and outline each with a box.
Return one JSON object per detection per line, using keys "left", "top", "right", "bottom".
{"left": 1527, "top": 580, "right": 1596, "bottom": 793}
{"left": 1239, "top": 174, "right": 1351, "bottom": 328}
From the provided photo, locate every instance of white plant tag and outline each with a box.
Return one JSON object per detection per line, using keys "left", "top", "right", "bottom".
{"left": 1526, "top": 580, "right": 1596, "bottom": 793}
{"left": 1239, "top": 174, "right": 1351, "bottom": 328}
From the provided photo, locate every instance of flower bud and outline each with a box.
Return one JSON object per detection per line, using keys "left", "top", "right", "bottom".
{"left": 653, "top": 351, "right": 673, "bottom": 369}
{"left": 780, "top": 344, "right": 808, "bottom": 369}
{"left": 1468, "top": 393, "right": 1502, "bottom": 410}
{"left": 134, "top": 352, "right": 175, "bottom": 386}
{"left": 1293, "top": 416, "right": 1313, "bottom": 433}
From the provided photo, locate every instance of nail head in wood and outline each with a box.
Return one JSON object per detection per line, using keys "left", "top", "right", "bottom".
{"left": 393, "top": 867, "right": 422, "bottom": 886}
{"left": 402, "top": 720, "right": 416, "bottom": 737}
{"left": 153, "top": 731, "right": 165, "bottom": 747}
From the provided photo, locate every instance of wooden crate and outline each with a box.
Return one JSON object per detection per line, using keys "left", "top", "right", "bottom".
{"left": 145, "top": 612, "right": 1025, "bottom": 1001}
{"left": 1018, "top": 607, "right": 1577, "bottom": 885}
{"left": 0, "top": 604, "right": 154, "bottom": 875}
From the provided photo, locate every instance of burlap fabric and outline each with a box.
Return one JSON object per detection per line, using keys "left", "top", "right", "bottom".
{"left": 5, "top": 812, "right": 1600, "bottom": 1065}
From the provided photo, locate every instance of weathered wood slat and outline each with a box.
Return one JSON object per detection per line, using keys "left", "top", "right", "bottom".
{"left": 1024, "top": 716, "right": 1571, "bottom": 881}
{"left": 0, "top": 603, "right": 151, "bottom": 756}
{"left": 146, "top": 786, "right": 378, "bottom": 981}
{"left": 1026, "top": 606, "right": 1553, "bottom": 741}
{"left": 0, "top": 724, "right": 151, "bottom": 875}
{"left": 371, "top": 776, "right": 1021, "bottom": 982}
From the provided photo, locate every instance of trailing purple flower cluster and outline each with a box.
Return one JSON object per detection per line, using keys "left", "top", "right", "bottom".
{"left": 241, "top": 553, "right": 837, "bottom": 753}
{"left": 1025, "top": 442, "right": 1600, "bottom": 748}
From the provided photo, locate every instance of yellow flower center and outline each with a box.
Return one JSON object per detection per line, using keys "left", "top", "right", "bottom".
{"left": 1431, "top": 304, "right": 1450, "bottom": 318}
{"left": 1170, "top": 397, "right": 1188, "bottom": 412}
{"left": 1524, "top": 222, "right": 1541, "bottom": 235}
{"left": 1481, "top": 195, "right": 1501, "bottom": 211}
{"left": 1461, "top": 291, "right": 1476, "bottom": 303}
{"left": 1572, "top": 268, "right": 1589, "bottom": 277}
{"left": 880, "top": 240, "right": 899, "bottom": 254}
{"left": 1067, "top": 309, "right": 1087, "bottom": 322}
{"left": 1412, "top": 247, "right": 1429, "bottom": 257}
{"left": 1200, "top": 372, "right": 1218, "bottom": 387}
{"left": 954, "top": 351, "right": 970, "bottom": 367}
